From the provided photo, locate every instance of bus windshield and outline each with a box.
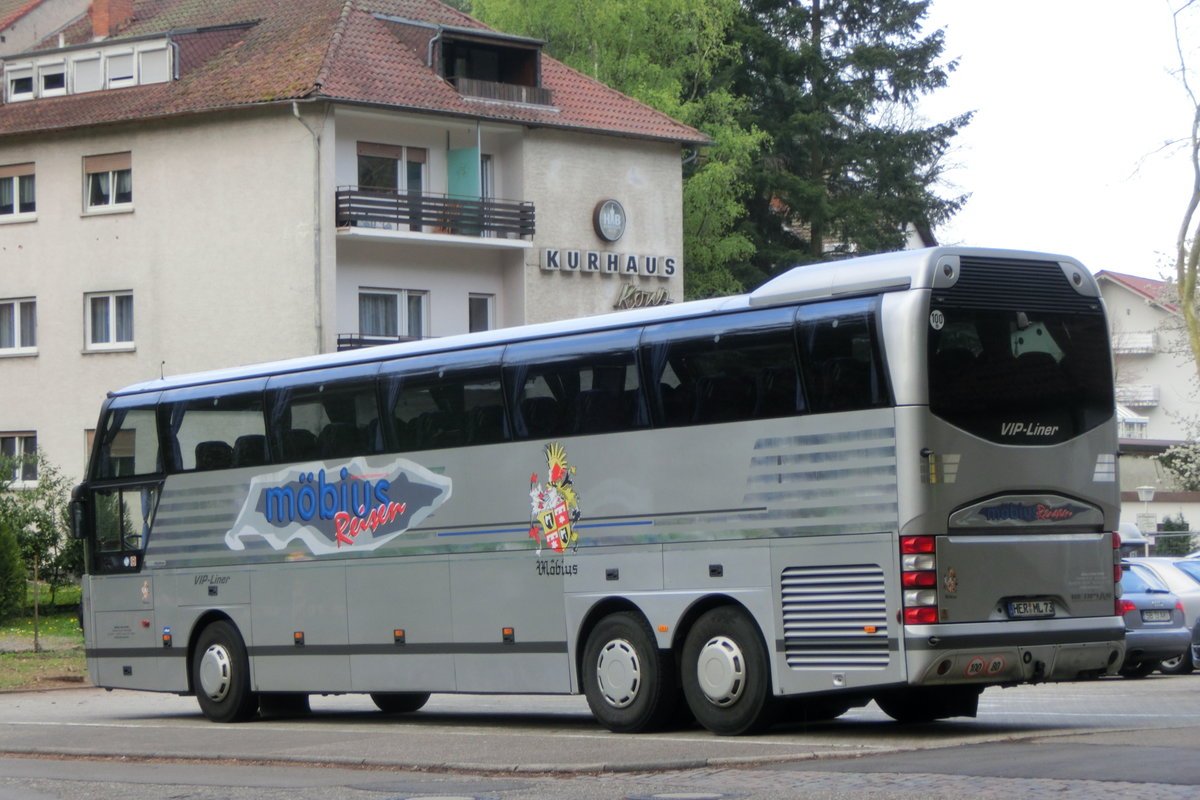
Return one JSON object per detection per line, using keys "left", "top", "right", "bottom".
{"left": 928, "top": 307, "right": 1113, "bottom": 444}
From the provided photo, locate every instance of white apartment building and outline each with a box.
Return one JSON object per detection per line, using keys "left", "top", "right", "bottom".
{"left": 0, "top": 0, "right": 707, "bottom": 481}
{"left": 1096, "top": 270, "right": 1200, "bottom": 531}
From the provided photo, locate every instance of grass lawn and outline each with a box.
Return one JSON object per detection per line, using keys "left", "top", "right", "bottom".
{"left": 1, "top": 585, "right": 88, "bottom": 691}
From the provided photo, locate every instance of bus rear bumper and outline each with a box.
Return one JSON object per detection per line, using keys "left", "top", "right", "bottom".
{"left": 902, "top": 616, "right": 1126, "bottom": 684}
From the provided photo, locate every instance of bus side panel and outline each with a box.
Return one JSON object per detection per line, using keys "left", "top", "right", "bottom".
{"left": 347, "top": 557, "right": 456, "bottom": 692}
{"left": 769, "top": 533, "right": 906, "bottom": 696}
{"left": 249, "top": 563, "right": 351, "bottom": 692}
{"left": 451, "top": 552, "right": 569, "bottom": 693}
{"left": 85, "top": 573, "right": 177, "bottom": 691}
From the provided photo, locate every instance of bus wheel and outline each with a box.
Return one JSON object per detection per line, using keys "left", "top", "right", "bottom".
{"left": 370, "top": 692, "right": 431, "bottom": 713}
{"left": 681, "top": 606, "right": 775, "bottom": 735}
{"left": 192, "top": 620, "right": 258, "bottom": 723}
{"left": 875, "top": 686, "right": 981, "bottom": 723}
{"left": 582, "top": 611, "right": 678, "bottom": 733}
{"left": 259, "top": 693, "right": 310, "bottom": 717}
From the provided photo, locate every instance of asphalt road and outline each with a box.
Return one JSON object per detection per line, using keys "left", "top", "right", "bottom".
{"left": 1, "top": 675, "right": 1198, "bottom": 799}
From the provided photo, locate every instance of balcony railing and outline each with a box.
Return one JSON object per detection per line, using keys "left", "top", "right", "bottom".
{"left": 336, "top": 333, "right": 421, "bottom": 351}
{"left": 449, "top": 76, "right": 553, "bottom": 106}
{"left": 1112, "top": 332, "right": 1158, "bottom": 354}
{"left": 336, "top": 187, "right": 535, "bottom": 240}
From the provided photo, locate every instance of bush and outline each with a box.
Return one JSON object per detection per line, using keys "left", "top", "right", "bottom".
{"left": 0, "top": 516, "right": 24, "bottom": 622}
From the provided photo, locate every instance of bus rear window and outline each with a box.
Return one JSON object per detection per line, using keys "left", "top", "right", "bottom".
{"left": 928, "top": 308, "right": 1113, "bottom": 444}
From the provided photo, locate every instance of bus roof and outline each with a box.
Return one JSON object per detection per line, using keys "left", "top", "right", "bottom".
{"left": 109, "top": 246, "right": 1090, "bottom": 398}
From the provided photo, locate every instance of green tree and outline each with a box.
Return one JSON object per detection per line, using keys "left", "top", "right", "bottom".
{"left": 470, "top": 0, "right": 766, "bottom": 298}
{"left": 0, "top": 516, "right": 23, "bottom": 622}
{"left": 1157, "top": 513, "right": 1194, "bottom": 556}
{"left": 0, "top": 452, "right": 79, "bottom": 607}
{"left": 732, "top": 0, "right": 971, "bottom": 284}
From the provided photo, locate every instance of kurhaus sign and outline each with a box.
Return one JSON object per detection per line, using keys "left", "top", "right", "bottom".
{"left": 541, "top": 249, "right": 677, "bottom": 278}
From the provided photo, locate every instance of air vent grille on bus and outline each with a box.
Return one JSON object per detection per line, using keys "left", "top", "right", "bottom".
{"left": 780, "top": 564, "right": 890, "bottom": 669}
{"left": 935, "top": 256, "right": 1101, "bottom": 314}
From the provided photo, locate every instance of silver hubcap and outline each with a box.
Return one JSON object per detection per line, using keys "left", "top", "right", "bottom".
{"left": 198, "top": 643, "right": 233, "bottom": 702}
{"left": 595, "top": 638, "right": 641, "bottom": 708}
{"left": 696, "top": 635, "right": 745, "bottom": 706}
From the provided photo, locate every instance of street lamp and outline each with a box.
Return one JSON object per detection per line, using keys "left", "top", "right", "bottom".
{"left": 1136, "top": 485, "right": 1157, "bottom": 542}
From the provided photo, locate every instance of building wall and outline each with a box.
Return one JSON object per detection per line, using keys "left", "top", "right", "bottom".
{"left": 522, "top": 128, "right": 684, "bottom": 323}
{"left": 0, "top": 108, "right": 321, "bottom": 478}
{"left": 1102, "top": 282, "right": 1196, "bottom": 441}
{"left": 0, "top": 0, "right": 91, "bottom": 57}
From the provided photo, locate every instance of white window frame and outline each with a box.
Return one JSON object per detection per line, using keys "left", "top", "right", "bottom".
{"left": 358, "top": 288, "right": 428, "bottom": 340}
{"left": 85, "top": 291, "right": 135, "bottom": 351}
{"left": 0, "top": 298, "right": 36, "bottom": 355}
{"left": 0, "top": 432, "right": 37, "bottom": 486}
{"left": 0, "top": 163, "right": 36, "bottom": 221}
{"left": 5, "top": 63, "right": 33, "bottom": 101}
{"left": 468, "top": 293, "right": 494, "bottom": 333}
{"left": 38, "top": 62, "right": 67, "bottom": 97}
{"left": 84, "top": 153, "right": 133, "bottom": 213}
{"left": 105, "top": 49, "right": 136, "bottom": 89}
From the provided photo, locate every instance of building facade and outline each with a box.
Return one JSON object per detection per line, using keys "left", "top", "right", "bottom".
{"left": 1096, "top": 270, "right": 1200, "bottom": 532}
{"left": 0, "top": 0, "right": 707, "bottom": 481}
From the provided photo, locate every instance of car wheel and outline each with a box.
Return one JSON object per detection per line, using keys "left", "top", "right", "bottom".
{"left": 1120, "top": 660, "right": 1157, "bottom": 678}
{"left": 1159, "top": 653, "right": 1194, "bottom": 675}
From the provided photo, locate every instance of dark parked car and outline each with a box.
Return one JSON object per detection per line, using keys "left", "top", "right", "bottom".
{"left": 1118, "top": 561, "right": 1191, "bottom": 678}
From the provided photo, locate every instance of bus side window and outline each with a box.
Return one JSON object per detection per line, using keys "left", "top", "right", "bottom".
{"left": 641, "top": 307, "right": 803, "bottom": 428}
{"left": 504, "top": 329, "right": 647, "bottom": 439}
{"left": 796, "top": 298, "right": 889, "bottom": 414}
{"left": 162, "top": 381, "right": 268, "bottom": 472}
{"left": 385, "top": 361, "right": 506, "bottom": 451}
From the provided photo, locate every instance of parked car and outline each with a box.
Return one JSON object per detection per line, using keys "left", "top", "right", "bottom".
{"left": 1167, "top": 558, "right": 1200, "bottom": 672}
{"left": 1118, "top": 561, "right": 1191, "bottom": 678}
{"left": 1127, "top": 557, "right": 1200, "bottom": 674}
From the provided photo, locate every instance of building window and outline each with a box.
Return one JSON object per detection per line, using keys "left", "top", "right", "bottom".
{"left": 0, "top": 298, "right": 36, "bottom": 353}
{"left": 39, "top": 63, "right": 66, "bottom": 97}
{"left": 1, "top": 433, "right": 37, "bottom": 484}
{"left": 6, "top": 65, "right": 33, "bottom": 101}
{"left": 86, "top": 291, "right": 134, "bottom": 349}
{"left": 84, "top": 152, "right": 132, "bottom": 211}
{"left": 359, "top": 289, "right": 426, "bottom": 340}
{"left": 469, "top": 294, "right": 494, "bottom": 333}
{"left": 0, "top": 163, "right": 35, "bottom": 218}
{"left": 357, "top": 142, "right": 426, "bottom": 193}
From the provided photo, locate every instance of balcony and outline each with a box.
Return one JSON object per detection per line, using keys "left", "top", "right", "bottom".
{"left": 1112, "top": 332, "right": 1158, "bottom": 354}
{"left": 335, "top": 187, "right": 535, "bottom": 241}
{"left": 1115, "top": 384, "right": 1159, "bottom": 408}
{"left": 449, "top": 76, "right": 552, "bottom": 106}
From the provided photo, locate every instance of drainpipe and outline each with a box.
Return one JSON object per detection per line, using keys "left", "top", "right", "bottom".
{"left": 292, "top": 101, "right": 325, "bottom": 354}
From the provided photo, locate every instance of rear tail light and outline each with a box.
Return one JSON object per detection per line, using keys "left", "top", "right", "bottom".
{"left": 1118, "top": 599, "right": 1136, "bottom": 615}
{"left": 1178, "top": 600, "right": 1186, "bottom": 613}
{"left": 901, "top": 535, "right": 938, "bottom": 625}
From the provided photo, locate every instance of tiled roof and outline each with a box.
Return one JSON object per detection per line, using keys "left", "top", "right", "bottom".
{"left": 0, "top": 0, "right": 707, "bottom": 145}
{"left": 1096, "top": 270, "right": 1179, "bottom": 313}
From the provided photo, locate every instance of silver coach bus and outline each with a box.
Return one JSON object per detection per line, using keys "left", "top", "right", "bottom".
{"left": 72, "top": 247, "right": 1125, "bottom": 734}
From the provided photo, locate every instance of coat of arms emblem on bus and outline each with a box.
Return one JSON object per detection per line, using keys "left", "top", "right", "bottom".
{"left": 528, "top": 442, "right": 581, "bottom": 554}
{"left": 224, "top": 456, "right": 452, "bottom": 556}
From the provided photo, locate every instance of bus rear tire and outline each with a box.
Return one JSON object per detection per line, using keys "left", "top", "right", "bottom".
{"left": 582, "top": 611, "right": 678, "bottom": 733}
{"left": 193, "top": 620, "right": 258, "bottom": 723}
{"left": 681, "top": 606, "right": 775, "bottom": 735}
{"left": 370, "top": 692, "right": 431, "bottom": 713}
{"left": 875, "top": 685, "right": 981, "bottom": 723}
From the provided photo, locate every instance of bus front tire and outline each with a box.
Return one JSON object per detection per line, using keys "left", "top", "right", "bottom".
{"left": 192, "top": 620, "right": 258, "bottom": 723}
{"left": 681, "top": 606, "right": 775, "bottom": 735}
{"left": 370, "top": 692, "right": 431, "bottom": 713}
{"left": 582, "top": 611, "right": 678, "bottom": 733}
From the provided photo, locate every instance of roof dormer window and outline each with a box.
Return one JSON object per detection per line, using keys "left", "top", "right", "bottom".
{"left": 440, "top": 30, "right": 550, "bottom": 106}
{"left": 3, "top": 38, "right": 173, "bottom": 103}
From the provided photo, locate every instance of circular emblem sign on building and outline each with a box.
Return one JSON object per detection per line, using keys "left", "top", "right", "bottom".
{"left": 593, "top": 199, "right": 626, "bottom": 242}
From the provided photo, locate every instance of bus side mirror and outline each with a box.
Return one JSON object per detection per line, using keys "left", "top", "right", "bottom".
{"left": 69, "top": 492, "right": 87, "bottom": 540}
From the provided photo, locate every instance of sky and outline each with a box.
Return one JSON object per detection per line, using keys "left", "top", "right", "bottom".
{"left": 916, "top": 0, "right": 1196, "bottom": 279}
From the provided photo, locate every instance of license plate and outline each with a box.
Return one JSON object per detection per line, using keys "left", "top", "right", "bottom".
{"left": 1007, "top": 599, "right": 1055, "bottom": 619}
{"left": 1142, "top": 609, "right": 1172, "bottom": 622}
